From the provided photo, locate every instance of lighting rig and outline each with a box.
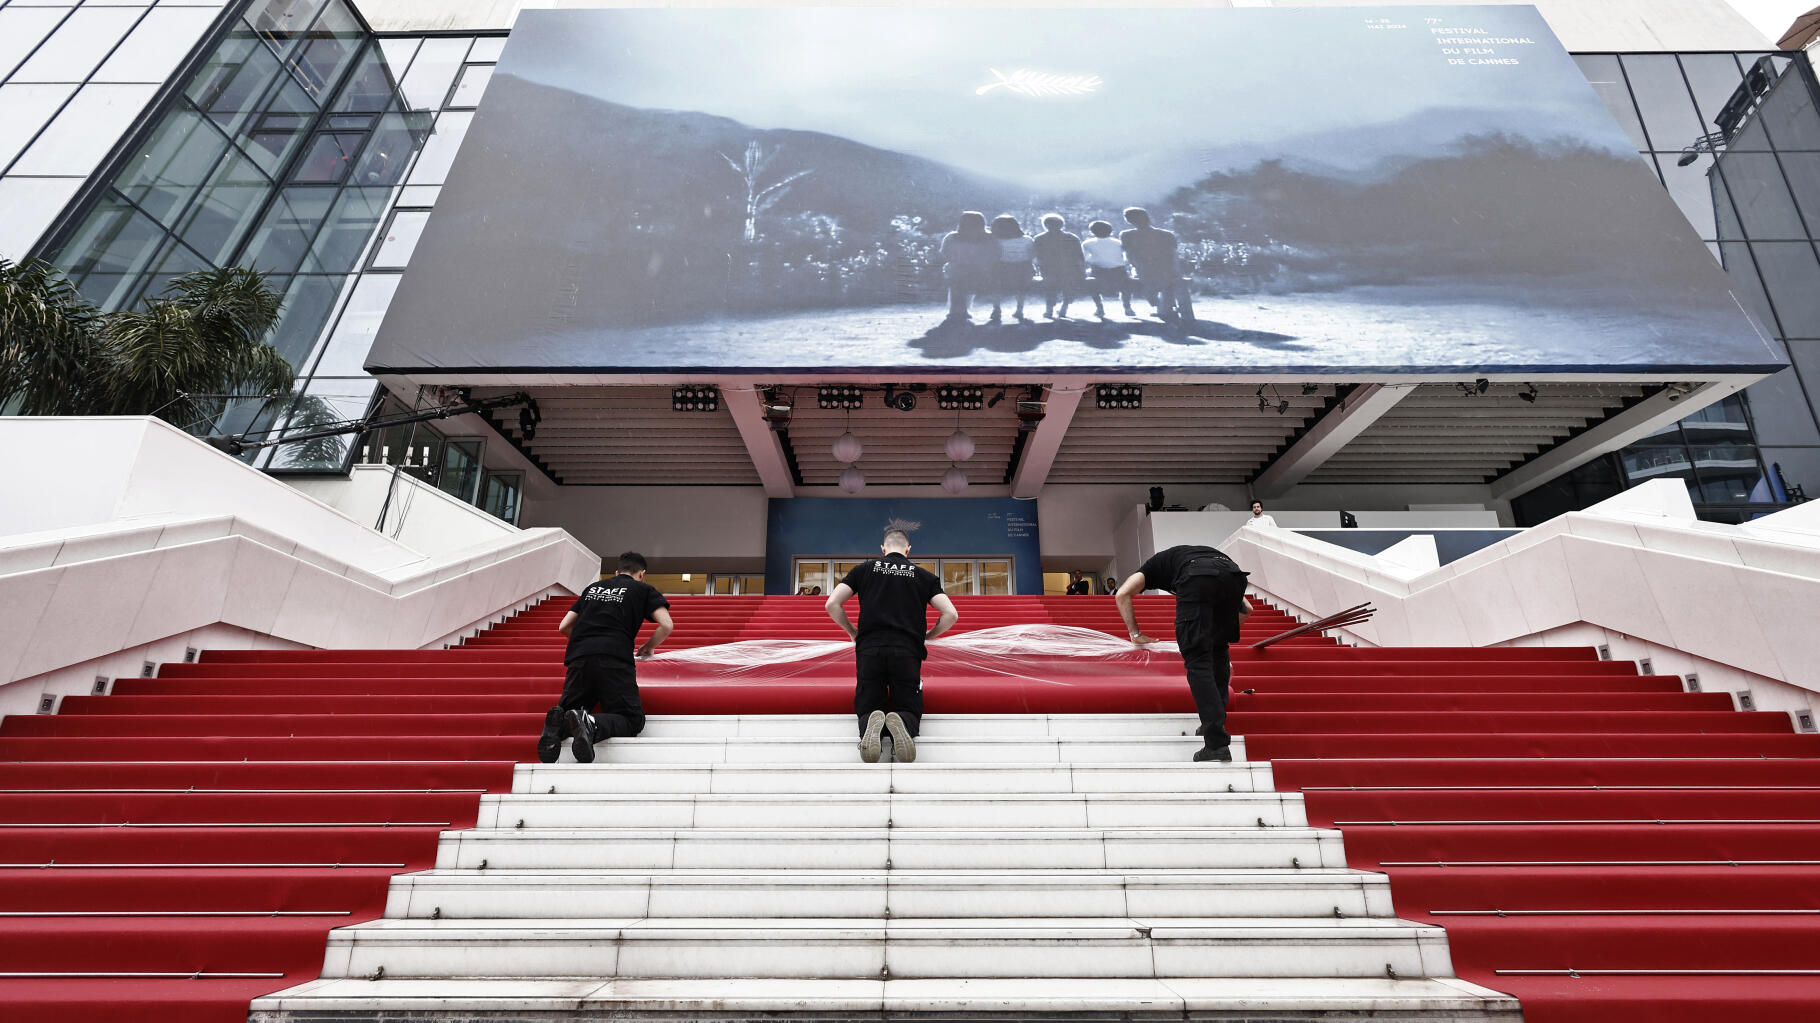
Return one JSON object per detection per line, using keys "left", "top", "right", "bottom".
{"left": 1095, "top": 384, "right": 1143, "bottom": 410}
{"left": 1456, "top": 378, "right": 1490, "bottom": 397}
{"left": 1015, "top": 386, "right": 1047, "bottom": 431}
{"left": 672, "top": 385, "right": 720, "bottom": 412}
{"left": 937, "top": 385, "right": 985, "bottom": 411}
{"left": 817, "top": 385, "right": 864, "bottom": 410}
{"left": 1255, "top": 384, "right": 1290, "bottom": 415}
{"left": 204, "top": 390, "right": 539, "bottom": 456}
{"left": 1518, "top": 384, "right": 1539, "bottom": 404}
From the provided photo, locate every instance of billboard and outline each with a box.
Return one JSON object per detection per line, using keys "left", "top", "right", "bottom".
{"left": 368, "top": 6, "right": 1782, "bottom": 376}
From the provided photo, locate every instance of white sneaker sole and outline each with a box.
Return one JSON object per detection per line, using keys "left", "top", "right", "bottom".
{"left": 884, "top": 713, "right": 915, "bottom": 763}
{"left": 858, "top": 711, "right": 885, "bottom": 763}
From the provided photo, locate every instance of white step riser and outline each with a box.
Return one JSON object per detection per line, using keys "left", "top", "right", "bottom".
{"left": 622, "top": 714, "right": 1210, "bottom": 738}
{"left": 564, "top": 737, "right": 1245, "bottom": 764}
{"left": 326, "top": 928, "right": 1453, "bottom": 981}
{"left": 435, "top": 831, "right": 1348, "bottom": 871}
{"left": 385, "top": 877, "right": 1395, "bottom": 921}
{"left": 517, "top": 764, "right": 1274, "bottom": 795}
{"left": 474, "top": 795, "right": 1307, "bottom": 830}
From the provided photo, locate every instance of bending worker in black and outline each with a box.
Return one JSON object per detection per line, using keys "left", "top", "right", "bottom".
{"left": 825, "top": 529, "right": 959, "bottom": 763}
{"left": 537, "top": 551, "right": 674, "bottom": 764}
{"left": 1115, "top": 544, "right": 1251, "bottom": 763}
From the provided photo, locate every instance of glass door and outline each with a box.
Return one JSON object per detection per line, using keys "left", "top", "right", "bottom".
{"left": 977, "top": 560, "right": 1012, "bottom": 595}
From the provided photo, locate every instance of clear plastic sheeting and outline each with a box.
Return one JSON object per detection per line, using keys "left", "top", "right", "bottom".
{"left": 639, "top": 625, "right": 1181, "bottom": 687}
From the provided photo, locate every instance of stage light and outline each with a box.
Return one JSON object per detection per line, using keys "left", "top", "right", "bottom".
{"left": 987, "top": 388, "right": 1008, "bottom": 408}
{"left": 817, "top": 385, "right": 863, "bottom": 410}
{"left": 518, "top": 405, "right": 538, "bottom": 440}
{"left": 887, "top": 388, "right": 917, "bottom": 412}
{"left": 672, "top": 385, "right": 719, "bottom": 412}
{"left": 1301, "top": 383, "right": 1320, "bottom": 395}
{"left": 1518, "top": 384, "right": 1538, "bottom": 404}
{"left": 937, "top": 385, "right": 984, "bottom": 410}
{"left": 1456, "top": 379, "right": 1490, "bottom": 397}
{"left": 1095, "top": 384, "right": 1142, "bottom": 410}
{"left": 1277, "top": 398, "right": 1290, "bottom": 415}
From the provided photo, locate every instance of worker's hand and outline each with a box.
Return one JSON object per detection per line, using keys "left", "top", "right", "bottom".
{"left": 1128, "top": 632, "right": 1156, "bottom": 647}
{"left": 636, "top": 640, "right": 658, "bottom": 660}
{"left": 844, "top": 628, "right": 859, "bottom": 642}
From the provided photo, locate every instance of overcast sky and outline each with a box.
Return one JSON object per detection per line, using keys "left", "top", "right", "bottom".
{"left": 497, "top": 6, "right": 1632, "bottom": 191}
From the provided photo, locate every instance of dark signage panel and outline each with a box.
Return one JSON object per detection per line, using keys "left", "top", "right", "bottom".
{"left": 370, "top": 6, "right": 1782, "bottom": 375}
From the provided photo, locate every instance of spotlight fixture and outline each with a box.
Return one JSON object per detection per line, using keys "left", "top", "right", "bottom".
{"left": 517, "top": 404, "right": 540, "bottom": 441}
{"left": 1457, "top": 378, "right": 1490, "bottom": 397}
{"left": 1095, "top": 384, "right": 1143, "bottom": 410}
{"left": 937, "top": 385, "right": 985, "bottom": 411}
{"left": 1664, "top": 382, "right": 1695, "bottom": 401}
{"left": 885, "top": 385, "right": 917, "bottom": 412}
{"left": 1277, "top": 399, "right": 1290, "bottom": 415}
{"left": 672, "top": 385, "right": 720, "bottom": 412}
{"left": 1255, "top": 384, "right": 1290, "bottom": 415}
{"left": 986, "top": 388, "right": 1008, "bottom": 408}
{"left": 1300, "top": 383, "right": 1320, "bottom": 396}
{"left": 817, "top": 385, "right": 864, "bottom": 410}
{"left": 1518, "top": 384, "right": 1539, "bottom": 404}
{"left": 1015, "top": 387, "right": 1046, "bottom": 432}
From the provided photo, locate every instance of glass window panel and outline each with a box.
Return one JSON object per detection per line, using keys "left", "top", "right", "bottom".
{"left": 239, "top": 185, "right": 334, "bottom": 275}
{"left": 61, "top": 192, "right": 168, "bottom": 307}
{"left": 290, "top": 0, "right": 362, "bottom": 100}
{"left": 438, "top": 437, "right": 482, "bottom": 501}
{"left": 309, "top": 270, "right": 398, "bottom": 375}
{"left": 264, "top": 272, "right": 344, "bottom": 367}
{"left": 1715, "top": 153, "right": 1806, "bottom": 239}
{"left": 266, "top": 375, "right": 376, "bottom": 470}
{"left": 978, "top": 560, "right": 1012, "bottom": 596}
{"left": 0, "top": 83, "right": 77, "bottom": 170}
{"left": 115, "top": 107, "right": 230, "bottom": 227}
{"left": 1617, "top": 54, "right": 1703, "bottom": 153}
{"left": 377, "top": 36, "right": 419, "bottom": 76}
{"left": 480, "top": 471, "right": 522, "bottom": 524}
{"left": 146, "top": 235, "right": 209, "bottom": 292}
{"left": 0, "top": 8, "right": 73, "bottom": 82}
{"left": 1711, "top": 161, "right": 1744, "bottom": 241}
{"left": 178, "top": 148, "right": 273, "bottom": 262}
{"left": 188, "top": 30, "right": 285, "bottom": 138}
{"left": 1717, "top": 241, "right": 1779, "bottom": 332}
{"left": 371, "top": 208, "right": 428, "bottom": 268}
{"left": 12, "top": 83, "right": 159, "bottom": 177}
{"left": 244, "top": 108, "right": 312, "bottom": 175}
{"left": 348, "top": 110, "right": 423, "bottom": 186}
{"left": 405, "top": 110, "right": 471, "bottom": 185}
{"left": 1691, "top": 445, "right": 1765, "bottom": 503}
{"left": 1756, "top": 63, "right": 1820, "bottom": 151}
{"left": 794, "top": 561, "right": 831, "bottom": 595}
{"left": 941, "top": 561, "right": 975, "bottom": 595}
{"left": 1572, "top": 54, "right": 1649, "bottom": 152}
{"left": 10, "top": 5, "right": 141, "bottom": 83}
{"left": 93, "top": 6, "right": 219, "bottom": 84}
{"left": 445, "top": 63, "right": 493, "bottom": 108}
{"left": 304, "top": 185, "right": 387, "bottom": 272}
{"left": 1750, "top": 241, "right": 1820, "bottom": 337}
{"left": 466, "top": 36, "right": 505, "bottom": 63}
{"left": 248, "top": 0, "right": 325, "bottom": 61}
{"left": 1654, "top": 152, "right": 1718, "bottom": 240}
{"left": 740, "top": 574, "right": 765, "bottom": 595}
{"left": 331, "top": 41, "right": 399, "bottom": 114}
{"left": 396, "top": 36, "right": 468, "bottom": 111}
{"left": 1781, "top": 154, "right": 1820, "bottom": 236}
{"left": 1621, "top": 446, "right": 1696, "bottom": 486}
{"left": 289, "top": 130, "right": 364, "bottom": 183}
{"left": 1674, "top": 54, "right": 1753, "bottom": 144}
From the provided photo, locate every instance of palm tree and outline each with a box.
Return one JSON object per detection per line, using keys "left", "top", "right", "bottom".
{"left": 0, "top": 260, "right": 294, "bottom": 430}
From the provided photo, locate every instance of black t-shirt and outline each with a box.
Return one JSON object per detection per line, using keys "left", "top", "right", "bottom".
{"left": 1065, "top": 579, "right": 1091, "bottom": 595}
{"left": 840, "top": 553, "right": 944, "bottom": 656}
{"left": 564, "top": 575, "right": 670, "bottom": 664}
{"left": 1137, "top": 544, "right": 1249, "bottom": 641}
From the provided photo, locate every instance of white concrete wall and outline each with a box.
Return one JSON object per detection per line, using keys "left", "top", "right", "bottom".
{"left": 0, "top": 417, "right": 600, "bottom": 719}
{"left": 290, "top": 464, "right": 520, "bottom": 557}
{"left": 1224, "top": 480, "right": 1820, "bottom": 728}
{"left": 520, "top": 484, "right": 771, "bottom": 572}
{"left": 349, "top": 0, "right": 1772, "bottom": 50}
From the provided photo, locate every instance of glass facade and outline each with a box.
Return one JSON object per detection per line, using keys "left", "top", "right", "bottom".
{"left": 1539, "top": 50, "right": 1820, "bottom": 524}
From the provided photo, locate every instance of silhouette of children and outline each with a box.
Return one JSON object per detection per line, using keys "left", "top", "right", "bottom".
{"left": 1121, "top": 207, "right": 1183, "bottom": 323}
{"left": 1082, "top": 220, "right": 1136, "bottom": 319}
{"left": 989, "top": 214, "right": 1034, "bottom": 323}
{"left": 1032, "top": 214, "right": 1087, "bottom": 319}
{"left": 939, "top": 211, "right": 996, "bottom": 323}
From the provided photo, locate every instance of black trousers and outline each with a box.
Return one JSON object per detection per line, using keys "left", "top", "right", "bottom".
{"left": 559, "top": 655, "right": 646, "bottom": 738}
{"left": 1174, "top": 574, "right": 1242, "bottom": 748}
{"left": 854, "top": 644, "right": 923, "bottom": 737}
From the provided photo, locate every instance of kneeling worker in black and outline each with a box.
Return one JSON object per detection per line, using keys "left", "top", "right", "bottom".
{"left": 825, "top": 529, "right": 959, "bottom": 763}
{"left": 1115, "top": 544, "right": 1251, "bottom": 762}
{"left": 537, "top": 551, "right": 674, "bottom": 764}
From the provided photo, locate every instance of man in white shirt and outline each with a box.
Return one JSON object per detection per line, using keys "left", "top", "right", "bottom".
{"left": 1244, "top": 500, "right": 1277, "bottom": 528}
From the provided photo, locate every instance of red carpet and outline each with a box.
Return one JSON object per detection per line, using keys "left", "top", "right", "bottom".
{"left": 2, "top": 594, "right": 1816, "bottom": 1021}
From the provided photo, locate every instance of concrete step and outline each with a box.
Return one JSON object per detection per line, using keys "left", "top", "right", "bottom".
{"left": 434, "top": 827, "right": 1347, "bottom": 871}
{"left": 515, "top": 761, "right": 1275, "bottom": 794}
{"left": 473, "top": 792, "right": 1307, "bottom": 829}
{"left": 383, "top": 868, "right": 1396, "bottom": 920}
{"left": 319, "top": 916, "right": 1458, "bottom": 981}
{"left": 252, "top": 975, "right": 1520, "bottom": 1019}
{"left": 558, "top": 735, "right": 1247, "bottom": 764}
{"left": 628, "top": 713, "right": 1208, "bottom": 738}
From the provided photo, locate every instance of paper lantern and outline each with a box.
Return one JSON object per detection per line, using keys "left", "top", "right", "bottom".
{"left": 944, "top": 429, "right": 976, "bottom": 463}
{"left": 839, "top": 466, "right": 866, "bottom": 493}
{"left": 832, "top": 431, "right": 863, "bottom": 464}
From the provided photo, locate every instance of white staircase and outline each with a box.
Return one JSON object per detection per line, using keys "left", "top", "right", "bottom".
{"left": 251, "top": 714, "right": 1520, "bottom": 1021}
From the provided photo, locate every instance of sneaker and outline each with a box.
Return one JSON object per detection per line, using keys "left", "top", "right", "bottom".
{"left": 859, "top": 710, "right": 886, "bottom": 763}
{"left": 1192, "top": 743, "right": 1233, "bottom": 763}
{"left": 566, "top": 708, "right": 599, "bottom": 764}
{"left": 536, "top": 706, "right": 567, "bottom": 764}
{"left": 884, "top": 712, "right": 915, "bottom": 764}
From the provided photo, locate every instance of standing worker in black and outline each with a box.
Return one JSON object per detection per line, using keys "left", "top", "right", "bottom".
{"left": 1114, "top": 545, "right": 1251, "bottom": 762}
{"left": 537, "top": 551, "right": 674, "bottom": 764}
{"left": 824, "top": 529, "right": 959, "bottom": 763}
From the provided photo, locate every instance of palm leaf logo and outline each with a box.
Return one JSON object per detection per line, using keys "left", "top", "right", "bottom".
{"left": 976, "top": 68, "right": 1103, "bottom": 98}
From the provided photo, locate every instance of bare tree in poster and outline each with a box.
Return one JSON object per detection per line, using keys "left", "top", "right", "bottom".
{"left": 720, "top": 141, "right": 813, "bottom": 243}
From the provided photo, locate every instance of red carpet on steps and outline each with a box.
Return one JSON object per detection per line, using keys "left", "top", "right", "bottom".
{"left": 3, "top": 594, "right": 1818, "bottom": 1022}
